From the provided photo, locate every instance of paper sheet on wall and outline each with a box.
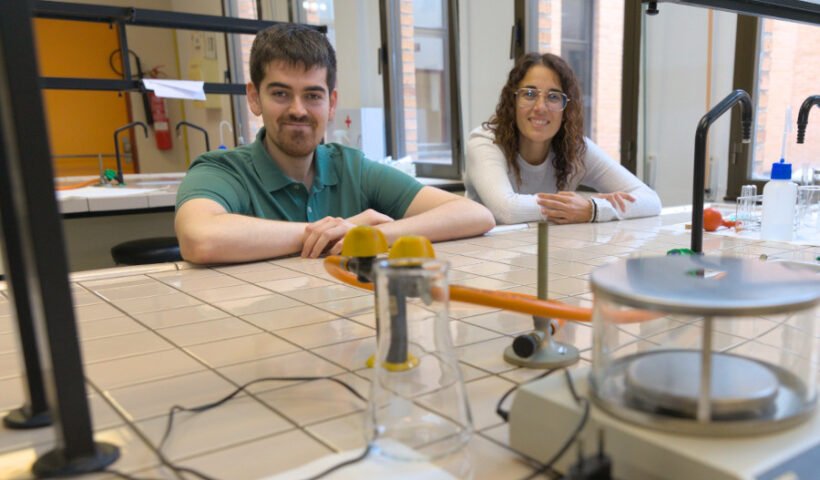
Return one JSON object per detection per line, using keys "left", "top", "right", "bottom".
{"left": 142, "top": 79, "right": 206, "bottom": 100}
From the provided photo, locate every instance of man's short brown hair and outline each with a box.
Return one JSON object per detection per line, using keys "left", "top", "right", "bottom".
{"left": 249, "top": 23, "right": 336, "bottom": 91}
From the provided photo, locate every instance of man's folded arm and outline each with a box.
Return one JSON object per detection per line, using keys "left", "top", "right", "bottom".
{"left": 175, "top": 198, "right": 307, "bottom": 264}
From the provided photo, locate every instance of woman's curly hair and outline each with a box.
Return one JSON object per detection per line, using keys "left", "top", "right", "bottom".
{"left": 483, "top": 53, "right": 586, "bottom": 191}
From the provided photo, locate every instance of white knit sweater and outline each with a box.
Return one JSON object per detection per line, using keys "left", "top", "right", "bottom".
{"left": 463, "top": 126, "right": 661, "bottom": 224}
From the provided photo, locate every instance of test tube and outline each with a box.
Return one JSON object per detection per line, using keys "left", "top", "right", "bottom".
{"left": 738, "top": 184, "right": 757, "bottom": 222}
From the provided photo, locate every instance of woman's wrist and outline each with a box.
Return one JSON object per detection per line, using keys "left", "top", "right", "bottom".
{"left": 588, "top": 198, "right": 598, "bottom": 223}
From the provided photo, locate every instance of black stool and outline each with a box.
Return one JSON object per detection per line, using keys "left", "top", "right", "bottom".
{"left": 111, "top": 237, "right": 181, "bottom": 265}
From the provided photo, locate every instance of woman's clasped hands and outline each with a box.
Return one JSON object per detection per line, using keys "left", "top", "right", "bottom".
{"left": 536, "top": 191, "right": 635, "bottom": 224}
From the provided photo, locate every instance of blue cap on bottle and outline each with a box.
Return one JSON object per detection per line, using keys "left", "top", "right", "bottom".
{"left": 771, "top": 160, "right": 792, "bottom": 180}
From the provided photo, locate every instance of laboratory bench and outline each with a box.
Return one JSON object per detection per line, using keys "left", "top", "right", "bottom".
{"left": 52, "top": 173, "right": 463, "bottom": 272}
{"left": 55, "top": 173, "right": 463, "bottom": 217}
{"left": 0, "top": 207, "right": 817, "bottom": 479}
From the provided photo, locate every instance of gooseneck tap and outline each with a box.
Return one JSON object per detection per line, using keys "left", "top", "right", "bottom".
{"left": 692, "top": 89, "right": 752, "bottom": 253}
{"left": 113, "top": 121, "right": 148, "bottom": 185}
{"left": 796, "top": 95, "right": 819, "bottom": 144}
{"left": 175, "top": 121, "right": 210, "bottom": 152}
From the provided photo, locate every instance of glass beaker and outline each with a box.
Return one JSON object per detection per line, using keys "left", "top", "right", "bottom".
{"left": 797, "top": 185, "right": 820, "bottom": 236}
{"left": 367, "top": 258, "right": 473, "bottom": 462}
{"left": 735, "top": 184, "right": 760, "bottom": 230}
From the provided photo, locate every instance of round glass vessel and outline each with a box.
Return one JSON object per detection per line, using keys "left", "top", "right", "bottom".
{"left": 589, "top": 255, "right": 820, "bottom": 436}
{"left": 368, "top": 258, "right": 473, "bottom": 460}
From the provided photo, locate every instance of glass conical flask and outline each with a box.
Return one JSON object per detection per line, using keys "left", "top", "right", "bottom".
{"left": 367, "top": 258, "right": 473, "bottom": 461}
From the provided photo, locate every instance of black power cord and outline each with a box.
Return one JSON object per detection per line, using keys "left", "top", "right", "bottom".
{"left": 99, "top": 367, "right": 593, "bottom": 479}
{"left": 102, "top": 375, "right": 369, "bottom": 480}
{"left": 496, "top": 368, "right": 559, "bottom": 422}
{"left": 561, "top": 431, "right": 612, "bottom": 480}
{"left": 520, "top": 370, "right": 591, "bottom": 480}
{"left": 494, "top": 367, "right": 593, "bottom": 480}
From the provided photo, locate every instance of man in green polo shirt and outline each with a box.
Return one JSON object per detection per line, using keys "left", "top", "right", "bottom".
{"left": 175, "top": 23, "right": 494, "bottom": 264}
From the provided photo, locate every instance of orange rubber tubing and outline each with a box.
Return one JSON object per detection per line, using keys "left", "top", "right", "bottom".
{"left": 55, "top": 179, "right": 99, "bottom": 191}
{"left": 324, "top": 256, "right": 591, "bottom": 321}
{"left": 324, "top": 256, "right": 660, "bottom": 325}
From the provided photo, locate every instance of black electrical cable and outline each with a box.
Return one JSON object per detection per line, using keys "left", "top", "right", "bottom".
{"left": 495, "top": 368, "right": 558, "bottom": 422}
{"left": 519, "top": 370, "right": 591, "bottom": 480}
{"left": 303, "top": 445, "right": 373, "bottom": 480}
{"left": 104, "top": 469, "right": 164, "bottom": 480}
{"left": 101, "top": 375, "right": 369, "bottom": 480}
{"left": 108, "top": 48, "right": 143, "bottom": 79}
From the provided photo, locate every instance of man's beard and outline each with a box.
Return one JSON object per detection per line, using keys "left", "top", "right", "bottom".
{"left": 275, "top": 116, "right": 319, "bottom": 157}
{"left": 276, "top": 129, "right": 316, "bottom": 157}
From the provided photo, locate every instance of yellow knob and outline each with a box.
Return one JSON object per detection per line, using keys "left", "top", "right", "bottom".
{"left": 388, "top": 236, "right": 436, "bottom": 259}
{"left": 341, "top": 226, "right": 388, "bottom": 258}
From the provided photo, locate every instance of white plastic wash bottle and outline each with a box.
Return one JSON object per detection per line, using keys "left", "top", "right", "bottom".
{"left": 760, "top": 160, "right": 797, "bottom": 241}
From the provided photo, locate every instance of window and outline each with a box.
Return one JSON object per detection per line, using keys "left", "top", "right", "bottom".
{"left": 228, "top": 0, "right": 259, "bottom": 145}
{"left": 412, "top": 0, "right": 451, "bottom": 164}
{"left": 382, "top": 0, "right": 461, "bottom": 177}
{"left": 530, "top": 0, "right": 624, "bottom": 162}
{"left": 560, "top": 0, "right": 593, "bottom": 137}
{"left": 750, "top": 18, "right": 820, "bottom": 182}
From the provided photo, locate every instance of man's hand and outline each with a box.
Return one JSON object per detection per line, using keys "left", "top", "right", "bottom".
{"left": 346, "top": 208, "right": 394, "bottom": 226}
{"left": 536, "top": 192, "right": 593, "bottom": 224}
{"left": 594, "top": 192, "right": 635, "bottom": 212}
{"left": 301, "top": 210, "right": 394, "bottom": 258}
{"left": 301, "top": 216, "right": 357, "bottom": 258}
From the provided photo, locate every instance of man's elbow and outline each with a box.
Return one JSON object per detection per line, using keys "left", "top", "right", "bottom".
{"left": 177, "top": 231, "right": 220, "bottom": 265}
{"left": 468, "top": 202, "right": 496, "bottom": 234}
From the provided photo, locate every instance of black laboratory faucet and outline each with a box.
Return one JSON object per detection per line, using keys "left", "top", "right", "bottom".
{"left": 691, "top": 89, "right": 752, "bottom": 253}
{"left": 113, "top": 121, "right": 148, "bottom": 185}
{"left": 796, "top": 95, "right": 819, "bottom": 144}
{"left": 175, "top": 121, "right": 211, "bottom": 152}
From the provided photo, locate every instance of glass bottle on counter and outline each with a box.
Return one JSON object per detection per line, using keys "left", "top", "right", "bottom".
{"left": 760, "top": 160, "right": 797, "bottom": 241}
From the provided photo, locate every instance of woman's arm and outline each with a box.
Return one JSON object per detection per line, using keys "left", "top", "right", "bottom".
{"left": 464, "top": 128, "right": 544, "bottom": 224}
{"left": 579, "top": 140, "right": 661, "bottom": 221}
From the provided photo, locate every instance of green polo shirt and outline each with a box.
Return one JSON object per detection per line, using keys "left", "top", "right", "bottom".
{"left": 176, "top": 128, "right": 424, "bottom": 222}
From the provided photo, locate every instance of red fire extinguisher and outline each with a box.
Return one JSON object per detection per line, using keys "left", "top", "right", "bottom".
{"left": 147, "top": 67, "right": 172, "bottom": 150}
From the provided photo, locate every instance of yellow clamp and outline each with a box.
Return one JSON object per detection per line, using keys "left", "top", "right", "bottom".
{"left": 341, "top": 226, "right": 388, "bottom": 258}
{"left": 388, "top": 235, "right": 436, "bottom": 260}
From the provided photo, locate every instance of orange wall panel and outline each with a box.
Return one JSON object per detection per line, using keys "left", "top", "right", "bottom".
{"left": 34, "top": 18, "right": 134, "bottom": 177}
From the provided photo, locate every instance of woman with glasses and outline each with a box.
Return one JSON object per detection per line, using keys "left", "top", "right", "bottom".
{"left": 464, "top": 53, "right": 660, "bottom": 224}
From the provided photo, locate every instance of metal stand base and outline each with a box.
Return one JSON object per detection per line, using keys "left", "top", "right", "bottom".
{"left": 32, "top": 442, "right": 120, "bottom": 478}
{"left": 503, "top": 341, "right": 579, "bottom": 369}
{"left": 3, "top": 406, "right": 52, "bottom": 429}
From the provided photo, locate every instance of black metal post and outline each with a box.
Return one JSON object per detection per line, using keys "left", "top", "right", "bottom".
{"left": 0, "top": 102, "right": 51, "bottom": 432}
{"left": 116, "top": 18, "right": 131, "bottom": 81}
{"left": 33, "top": 0, "right": 323, "bottom": 34}
{"left": 175, "top": 120, "right": 211, "bottom": 152}
{"left": 113, "top": 121, "right": 148, "bottom": 185}
{"left": 692, "top": 89, "right": 752, "bottom": 253}
{"left": 0, "top": 0, "right": 119, "bottom": 476}
{"left": 796, "top": 94, "right": 819, "bottom": 144}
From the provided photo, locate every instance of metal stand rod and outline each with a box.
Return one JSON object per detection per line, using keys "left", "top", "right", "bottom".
{"left": 534, "top": 222, "right": 556, "bottom": 344}
{"left": 504, "top": 222, "right": 579, "bottom": 368}
{"left": 697, "top": 316, "right": 714, "bottom": 422}
{"left": 386, "top": 280, "right": 408, "bottom": 365}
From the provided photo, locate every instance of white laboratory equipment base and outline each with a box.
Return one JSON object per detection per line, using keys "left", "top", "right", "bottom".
{"left": 509, "top": 367, "right": 820, "bottom": 480}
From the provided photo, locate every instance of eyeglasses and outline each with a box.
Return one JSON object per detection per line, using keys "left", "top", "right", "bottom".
{"left": 515, "top": 88, "right": 569, "bottom": 112}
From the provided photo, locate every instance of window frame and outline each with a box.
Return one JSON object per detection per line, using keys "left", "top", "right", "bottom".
{"left": 725, "top": 14, "right": 760, "bottom": 200}
{"left": 379, "top": 0, "right": 464, "bottom": 179}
